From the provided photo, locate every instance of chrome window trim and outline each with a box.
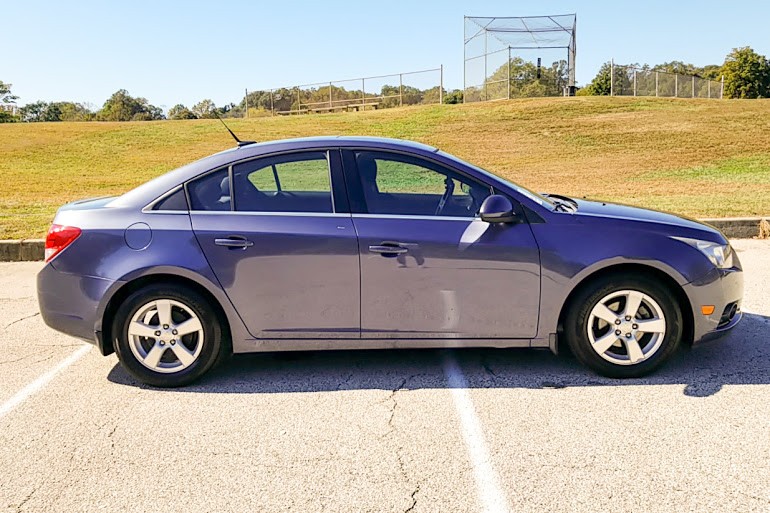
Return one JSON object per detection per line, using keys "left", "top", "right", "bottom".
{"left": 143, "top": 210, "right": 190, "bottom": 215}
{"left": 188, "top": 210, "right": 350, "bottom": 218}
{"left": 351, "top": 213, "right": 481, "bottom": 222}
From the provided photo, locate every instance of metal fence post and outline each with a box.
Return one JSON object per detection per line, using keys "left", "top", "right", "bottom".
{"left": 692, "top": 76, "right": 695, "bottom": 98}
{"left": 721, "top": 75, "right": 725, "bottom": 99}
{"left": 708, "top": 80, "right": 711, "bottom": 98}
{"left": 439, "top": 65, "right": 443, "bottom": 105}
{"left": 611, "top": 60, "right": 617, "bottom": 96}
{"left": 270, "top": 89, "right": 274, "bottom": 116}
{"left": 245, "top": 88, "right": 249, "bottom": 118}
{"left": 655, "top": 72, "right": 658, "bottom": 97}
{"left": 399, "top": 74, "right": 403, "bottom": 107}
{"left": 633, "top": 70, "right": 637, "bottom": 97}
{"left": 362, "top": 78, "right": 365, "bottom": 105}
{"left": 329, "top": 82, "right": 333, "bottom": 109}
{"left": 484, "top": 30, "right": 488, "bottom": 101}
{"left": 675, "top": 74, "right": 678, "bottom": 98}
{"left": 507, "top": 46, "right": 511, "bottom": 100}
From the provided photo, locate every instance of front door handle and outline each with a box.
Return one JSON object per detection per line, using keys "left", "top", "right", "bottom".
{"left": 215, "top": 237, "right": 254, "bottom": 250}
{"left": 369, "top": 243, "right": 408, "bottom": 255}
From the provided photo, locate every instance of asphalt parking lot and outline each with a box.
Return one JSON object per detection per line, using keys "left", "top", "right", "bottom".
{"left": 1, "top": 239, "right": 769, "bottom": 513}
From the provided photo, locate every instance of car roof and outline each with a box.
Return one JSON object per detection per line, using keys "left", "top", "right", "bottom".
{"left": 110, "top": 136, "right": 440, "bottom": 209}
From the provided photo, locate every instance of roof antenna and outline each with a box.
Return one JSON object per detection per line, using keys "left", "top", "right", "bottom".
{"left": 214, "top": 112, "right": 256, "bottom": 147}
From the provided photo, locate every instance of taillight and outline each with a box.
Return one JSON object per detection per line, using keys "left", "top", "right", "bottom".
{"left": 45, "top": 225, "right": 82, "bottom": 263}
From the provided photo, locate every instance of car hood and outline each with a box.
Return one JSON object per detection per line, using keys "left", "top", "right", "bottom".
{"left": 570, "top": 197, "right": 725, "bottom": 241}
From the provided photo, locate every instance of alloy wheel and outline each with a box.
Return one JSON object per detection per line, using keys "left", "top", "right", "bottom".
{"left": 586, "top": 290, "right": 666, "bottom": 366}
{"left": 127, "top": 299, "right": 205, "bottom": 373}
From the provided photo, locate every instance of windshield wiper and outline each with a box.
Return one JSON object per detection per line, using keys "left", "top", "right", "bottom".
{"left": 540, "top": 193, "right": 578, "bottom": 213}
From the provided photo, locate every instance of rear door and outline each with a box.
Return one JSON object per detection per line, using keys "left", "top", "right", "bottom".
{"left": 189, "top": 149, "right": 360, "bottom": 339}
{"left": 342, "top": 149, "right": 541, "bottom": 339}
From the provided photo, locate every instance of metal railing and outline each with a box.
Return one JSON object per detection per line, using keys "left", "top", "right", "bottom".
{"left": 246, "top": 66, "right": 444, "bottom": 117}
{"left": 610, "top": 61, "right": 723, "bottom": 99}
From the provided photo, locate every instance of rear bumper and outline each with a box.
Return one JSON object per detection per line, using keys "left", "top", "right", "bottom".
{"left": 683, "top": 266, "right": 744, "bottom": 343}
{"left": 37, "top": 263, "right": 120, "bottom": 347}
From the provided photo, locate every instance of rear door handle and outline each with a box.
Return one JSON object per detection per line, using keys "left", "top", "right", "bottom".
{"left": 215, "top": 237, "right": 254, "bottom": 250}
{"left": 369, "top": 243, "right": 408, "bottom": 255}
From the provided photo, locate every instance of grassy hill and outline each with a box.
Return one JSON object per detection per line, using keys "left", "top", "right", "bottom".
{"left": 1, "top": 96, "right": 769, "bottom": 239}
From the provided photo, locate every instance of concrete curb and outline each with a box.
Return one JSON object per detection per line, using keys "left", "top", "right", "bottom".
{"left": 0, "top": 240, "right": 45, "bottom": 262}
{"left": 700, "top": 217, "right": 769, "bottom": 239}
{"left": 0, "top": 218, "right": 767, "bottom": 262}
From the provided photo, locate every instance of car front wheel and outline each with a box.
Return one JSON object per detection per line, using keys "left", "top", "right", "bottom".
{"left": 564, "top": 275, "right": 683, "bottom": 378}
{"left": 112, "top": 284, "right": 226, "bottom": 387}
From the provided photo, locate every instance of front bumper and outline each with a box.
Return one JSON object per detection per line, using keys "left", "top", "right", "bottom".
{"left": 683, "top": 266, "right": 744, "bottom": 343}
{"left": 37, "top": 263, "right": 119, "bottom": 346}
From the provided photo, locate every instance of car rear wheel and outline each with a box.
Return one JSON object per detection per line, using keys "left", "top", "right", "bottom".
{"left": 112, "top": 284, "right": 226, "bottom": 387}
{"left": 564, "top": 275, "right": 683, "bottom": 378}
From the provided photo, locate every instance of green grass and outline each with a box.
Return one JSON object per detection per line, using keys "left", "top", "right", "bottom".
{"left": 633, "top": 156, "right": 770, "bottom": 185}
{"left": 1, "top": 96, "right": 770, "bottom": 239}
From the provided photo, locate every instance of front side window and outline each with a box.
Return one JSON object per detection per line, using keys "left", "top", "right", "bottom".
{"left": 355, "top": 151, "right": 491, "bottom": 217}
{"left": 233, "top": 151, "right": 333, "bottom": 213}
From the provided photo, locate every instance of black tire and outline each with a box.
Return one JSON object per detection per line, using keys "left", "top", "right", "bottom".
{"left": 564, "top": 275, "right": 683, "bottom": 378}
{"left": 112, "top": 283, "right": 228, "bottom": 387}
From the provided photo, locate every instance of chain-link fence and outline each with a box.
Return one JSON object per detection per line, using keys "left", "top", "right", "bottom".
{"left": 246, "top": 67, "right": 443, "bottom": 117}
{"left": 611, "top": 62, "right": 723, "bottom": 99}
{"left": 464, "top": 15, "right": 577, "bottom": 102}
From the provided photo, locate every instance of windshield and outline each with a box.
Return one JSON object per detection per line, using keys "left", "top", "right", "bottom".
{"left": 437, "top": 151, "right": 555, "bottom": 208}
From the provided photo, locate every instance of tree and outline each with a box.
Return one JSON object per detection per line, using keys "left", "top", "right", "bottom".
{"left": 0, "top": 81, "right": 19, "bottom": 122}
{"left": 19, "top": 101, "right": 48, "bottom": 122}
{"left": 0, "top": 81, "right": 18, "bottom": 104}
{"left": 97, "top": 89, "right": 164, "bottom": 121}
{"left": 18, "top": 101, "right": 93, "bottom": 122}
{"left": 192, "top": 99, "right": 216, "bottom": 118}
{"left": 584, "top": 61, "right": 640, "bottom": 96}
{"left": 168, "top": 104, "right": 197, "bottom": 120}
{"left": 443, "top": 90, "right": 463, "bottom": 104}
{"left": 721, "top": 47, "right": 770, "bottom": 99}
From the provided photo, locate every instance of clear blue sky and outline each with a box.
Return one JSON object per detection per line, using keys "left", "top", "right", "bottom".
{"left": 5, "top": 0, "right": 769, "bottom": 110}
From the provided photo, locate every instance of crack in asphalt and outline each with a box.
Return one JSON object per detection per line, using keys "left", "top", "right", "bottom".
{"left": 0, "top": 353, "right": 55, "bottom": 366}
{"left": 404, "top": 485, "right": 420, "bottom": 513}
{"left": 4, "top": 312, "right": 39, "bottom": 329}
{"left": 15, "top": 486, "right": 37, "bottom": 512}
{"left": 381, "top": 375, "right": 423, "bottom": 512}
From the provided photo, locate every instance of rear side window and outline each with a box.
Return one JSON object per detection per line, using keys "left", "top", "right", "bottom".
{"left": 187, "top": 169, "right": 230, "bottom": 211}
{"left": 152, "top": 188, "right": 188, "bottom": 211}
{"left": 232, "top": 151, "right": 333, "bottom": 213}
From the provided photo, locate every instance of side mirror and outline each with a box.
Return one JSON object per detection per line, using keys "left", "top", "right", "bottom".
{"left": 479, "top": 195, "right": 516, "bottom": 223}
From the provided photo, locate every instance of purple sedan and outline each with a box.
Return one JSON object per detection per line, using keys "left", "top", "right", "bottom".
{"left": 37, "top": 137, "right": 743, "bottom": 387}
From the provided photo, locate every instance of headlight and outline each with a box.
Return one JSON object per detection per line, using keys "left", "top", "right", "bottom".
{"left": 672, "top": 237, "right": 733, "bottom": 269}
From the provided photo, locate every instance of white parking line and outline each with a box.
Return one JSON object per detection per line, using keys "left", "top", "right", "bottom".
{"left": 443, "top": 353, "right": 511, "bottom": 513}
{"left": 0, "top": 344, "right": 90, "bottom": 419}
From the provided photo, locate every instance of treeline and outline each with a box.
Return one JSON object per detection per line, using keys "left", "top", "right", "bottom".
{"left": 581, "top": 47, "right": 770, "bottom": 98}
{"left": 0, "top": 83, "right": 463, "bottom": 123}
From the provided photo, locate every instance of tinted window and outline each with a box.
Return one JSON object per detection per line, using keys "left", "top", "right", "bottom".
{"left": 355, "top": 151, "right": 491, "bottom": 217}
{"left": 187, "top": 169, "right": 230, "bottom": 211}
{"left": 153, "top": 188, "right": 188, "bottom": 211}
{"left": 233, "top": 152, "right": 333, "bottom": 213}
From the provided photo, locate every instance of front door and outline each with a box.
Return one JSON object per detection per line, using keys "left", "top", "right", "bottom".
{"left": 344, "top": 149, "right": 541, "bottom": 339}
{"left": 189, "top": 149, "right": 360, "bottom": 339}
